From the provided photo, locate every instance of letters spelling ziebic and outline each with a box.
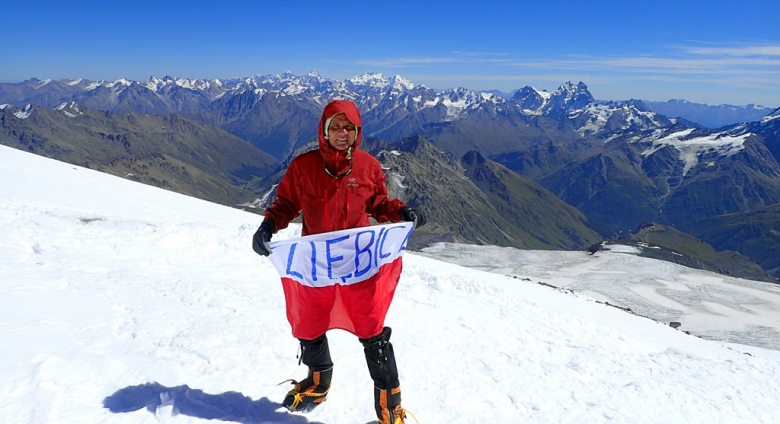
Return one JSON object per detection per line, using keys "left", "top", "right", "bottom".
{"left": 281, "top": 223, "right": 414, "bottom": 285}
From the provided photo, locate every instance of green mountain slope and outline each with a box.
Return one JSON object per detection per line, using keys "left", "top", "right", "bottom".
{"left": 682, "top": 205, "right": 780, "bottom": 281}
{"left": 0, "top": 104, "right": 278, "bottom": 206}
{"left": 616, "top": 222, "right": 775, "bottom": 283}
{"left": 361, "top": 136, "right": 602, "bottom": 250}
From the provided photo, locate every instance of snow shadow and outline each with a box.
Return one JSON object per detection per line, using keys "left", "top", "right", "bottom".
{"left": 103, "top": 382, "right": 325, "bottom": 423}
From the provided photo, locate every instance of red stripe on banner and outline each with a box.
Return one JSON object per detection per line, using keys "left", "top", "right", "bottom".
{"left": 281, "top": 256, "right": 404, "bottom": 339}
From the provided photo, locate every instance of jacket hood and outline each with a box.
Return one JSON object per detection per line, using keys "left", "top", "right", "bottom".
{"left": 318, "top": 100, "right": 362, "bottom": 155}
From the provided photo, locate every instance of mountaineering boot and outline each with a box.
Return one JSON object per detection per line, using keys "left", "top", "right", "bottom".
{"left": 282, "top": 334, "right": 334, "bottom": 413}
{"left": 281, "top": 367, "right": 332, "bottom": 412}
{"left": 375, "top": 386, "right": 406, "bottom": 424}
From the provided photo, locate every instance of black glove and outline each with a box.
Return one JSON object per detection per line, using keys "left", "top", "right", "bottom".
{"left": 252, "top": 219, "right": 275, "bottom": 256}
{"left": 399, "top": 206, "right": 427, "bottom": 229}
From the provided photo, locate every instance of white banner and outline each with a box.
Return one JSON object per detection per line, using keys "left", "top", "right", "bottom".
{"left": 267, "top": 222, "right": 414, "bottom": 288}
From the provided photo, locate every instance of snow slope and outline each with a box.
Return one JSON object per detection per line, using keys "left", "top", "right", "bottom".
{"left": 2, "top": 144, "right": 780, "bottom": 423}
{"left": 419, "top": 244, "right": 780, "bottom": 351}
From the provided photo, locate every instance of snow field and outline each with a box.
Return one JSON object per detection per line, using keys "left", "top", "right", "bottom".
{"left": 2, "top": 144, "right": 780, "bottom": 423}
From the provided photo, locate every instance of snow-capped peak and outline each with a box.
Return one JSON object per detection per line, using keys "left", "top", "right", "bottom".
{"left": 107, "top": 79, "right": 132, "bottom": 88}
{"left": 348, "top": 72, "right": 391, "bottom": 89}
{"left": 36, "top": 79, "right": 52, "bottom": 89}
{"left": 85, "top": 80, "right": 105, "bottom": 91}
{"left": 175, "top": 77, "right": 211, "bottom": 90}
{"left": 54, "top": 101, "right": 84, "bottom": 117}
{"left": 14, "top": 104, "right": 33, "bottom": 119}
{"left": 760, "top": 107, "right": 780, "bottom": 124}
{"left": 508, "top": 82, "right": 596, "bottom": 118}
{"left": 640, "top": 128, "right": 752, "bottom": 175}
{"left": 240, "top": 71, "right": 330, "bottom": 96}
{"left": 144, "top": 76, "right": 167, "bottom": 91}
{"left": 553, "top": 82, "right": 591, "bottom": 104}
{"left": 574, "top": 102, "right": 667, "bottom": 138}
{"left": 545, "top": 81, "right": 595, "bottom": 116}
{"left": 389, "top": 75, "right": 415, "bottom": 90}
{"left": 142, "top": 76, "right": 223, "bottom": 93}
{"left": 536, "top": 88, "right": 552, "bottom": 101}
{"left": 512, "top": 86, "right": 551, "bottom": 113}
{"left": 559, "top": 81, "right": 589, "bottom": 92}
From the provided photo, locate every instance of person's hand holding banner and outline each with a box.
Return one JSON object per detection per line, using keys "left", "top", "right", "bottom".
{"left": 252, "top": 220, "right": 275, "bottom": 256}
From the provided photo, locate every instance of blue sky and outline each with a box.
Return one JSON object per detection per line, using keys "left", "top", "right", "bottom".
{"left": 2, "top": 0, "right": 779, "bottom": 106}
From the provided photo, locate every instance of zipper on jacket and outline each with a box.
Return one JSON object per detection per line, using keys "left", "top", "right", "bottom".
{"left": 344, "top": 190, "right": 350, "bottom": 230}
{"left": 324, "top": 189, "right": 330, "bottom": 232}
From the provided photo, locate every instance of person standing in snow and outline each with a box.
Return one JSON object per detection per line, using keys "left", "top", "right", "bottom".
{"left": 252, "top": 99, "right": 426, "bottom": 424}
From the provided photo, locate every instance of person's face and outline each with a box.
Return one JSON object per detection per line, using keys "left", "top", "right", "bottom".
{"left": 327, "top": 113, "right": 356, "bottom": 151}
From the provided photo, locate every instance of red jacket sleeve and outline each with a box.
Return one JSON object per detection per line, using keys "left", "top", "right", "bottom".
{"left": 366, "top": 161, "right": 405, "bottom": 224}
{"left": 264, "top": 159, "right": 301, "bottom": 232}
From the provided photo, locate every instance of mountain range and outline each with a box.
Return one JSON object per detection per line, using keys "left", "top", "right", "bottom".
{"left": 642, "top": 99, "right": 771, "bottom": 129}
{"left": 2, "top": 72, "right": 779, "bottom": 281}
{"left": 486, "top": 89, "right": 771, "bottom": 129}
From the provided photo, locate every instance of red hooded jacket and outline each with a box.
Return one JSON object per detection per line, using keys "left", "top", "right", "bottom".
{"left": 264, "top": 100, "right": 405, "bottom": 236}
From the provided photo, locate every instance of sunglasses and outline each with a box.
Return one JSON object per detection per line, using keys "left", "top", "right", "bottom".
{"left": 329, "top": 124, "right": 357, "bottom": 133}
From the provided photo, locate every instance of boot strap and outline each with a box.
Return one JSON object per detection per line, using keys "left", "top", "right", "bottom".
{"left": 286, "top": 385, "right": 331, "bottom": 411}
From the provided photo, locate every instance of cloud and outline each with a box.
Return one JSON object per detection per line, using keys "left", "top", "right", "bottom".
{"left": 521, "top": 56, "right": 780, "bottom": 75}
{"left": 351, "top": 51, "right": 515, "bottom": 68}
{"left": 451, "top": 51, "right": 512, "bottom": 57}
{"left": 500, "top": 44, "right": 780, "bottom": 89}
{"left": 344, "top": 43, "right": 780, "bottom": 104}
{"left": 683, "top": 45, "right": 780, "bottom": 57}
{"left": 353, "top": 57, "right": 457, "bottom": 67}
{"left": 349, "top": 44, "right": 780, "bottom": 79}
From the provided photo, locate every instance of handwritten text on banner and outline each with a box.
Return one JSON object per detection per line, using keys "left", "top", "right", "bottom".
{"left": 267, "top": 222, "right": 414, "bottom": 288}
